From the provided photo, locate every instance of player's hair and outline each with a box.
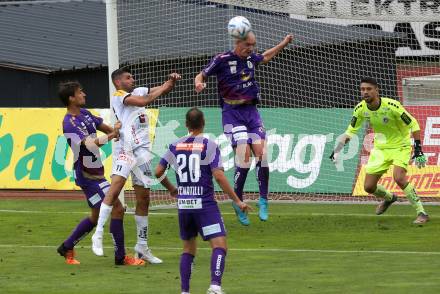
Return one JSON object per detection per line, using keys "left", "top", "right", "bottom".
{"left": 58, "top": 81, "right": 82, "bottom": 106}
{"left": 360, "top": 77, "right": 378, "bottom": 87}
{"left": 111, "top": 68, "right": 131, "bottom": 81}
{"left": 235, "top": 30, "right": 255, "bottom": 45}
{"left": 186, "top": 107, "right": 205, "bottom": 130}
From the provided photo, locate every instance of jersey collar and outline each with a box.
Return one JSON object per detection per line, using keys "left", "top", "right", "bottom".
{"left": 366, "top": 97, "right": 381, "bottom": 111}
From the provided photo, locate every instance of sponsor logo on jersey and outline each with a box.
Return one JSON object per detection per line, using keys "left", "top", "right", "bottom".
{"left": 176, "top": 142, "right": 204, "bottom": 151}
{"left": 240, "top": 70, "right": 251, "bottom": 81}
{"left": 177, "top": 198, "right": 202, "bottom": 209}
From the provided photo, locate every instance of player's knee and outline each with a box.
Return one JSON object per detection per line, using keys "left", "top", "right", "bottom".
{"left": 89, "top": 215, "right": 99, "bottom": 225}
{"left": 235, "top": 154, "right": 252, "bottom": 168}
{"left": 393, "top": 176, "right": 407, "bottom": 189}
{"left": 364, "top": 183, "right": 376, "bottom": 194}
{"left": 111, "top": 201, "right": 125, "bottom": 218}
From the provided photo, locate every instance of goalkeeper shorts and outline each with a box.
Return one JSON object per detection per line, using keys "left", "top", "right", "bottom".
{"left": 366, "top": 146, "right": 411, "bottom": 175}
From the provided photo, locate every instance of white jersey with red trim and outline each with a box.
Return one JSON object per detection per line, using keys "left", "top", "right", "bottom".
{"left": 111, "top": 88, "right": 150, "bottom": 150}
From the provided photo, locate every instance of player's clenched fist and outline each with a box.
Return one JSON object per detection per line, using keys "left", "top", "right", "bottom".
{"left": 168, "top": 73, "right": 181, "bottom": 82}
{"left": 284, "top": 34, "right": 294, "bottom": 44}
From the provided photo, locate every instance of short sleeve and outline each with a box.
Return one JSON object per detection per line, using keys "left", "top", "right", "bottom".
{"left": 86, "top": 110, "right": 103, "bottom": 127}
{"left": 159, "top": 148, "right": 176, "bottom": 169}
{"left": 112, "top": 90, "right": 131, "bottom": 106}
{"left": 202, "top": 54, "right": 222, "bottom": 77}
{"left": 251, "top": 53, "right": 264, "bottom": 64}
{"left": 208, "top": 145, "right": 223, "bottom": 171}
{"left": 63, "top": 117, "right": 87, "bottom": 147}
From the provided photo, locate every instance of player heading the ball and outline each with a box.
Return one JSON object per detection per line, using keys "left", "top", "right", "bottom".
{"left": 195, "top": 16, "right": 293, "bottom": 225}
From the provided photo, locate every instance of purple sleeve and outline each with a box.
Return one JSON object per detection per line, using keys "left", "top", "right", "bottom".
{"left": 202, "top": 54, "right": 222, "bottom": 77}
{"left": 63, "top": 119, "right": 87, "bottom": 146}
{"left": 91, "top": 113, "right": 103, "bottom": 127}
{"left": 83, "top": 109, "right": 103, "bottom": 126}
{"left": 209, "top": 145, "right": 223, "bottom": 171}
{"left": 159, "top": 149, "right": 175, "bottom": 168}
{"left": 251, "top": 53, "right": 264, "bottom": 64}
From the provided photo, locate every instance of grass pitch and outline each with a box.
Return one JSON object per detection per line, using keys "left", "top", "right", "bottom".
{"left": 0, "top": 199, "right": 439, "bottom": 294}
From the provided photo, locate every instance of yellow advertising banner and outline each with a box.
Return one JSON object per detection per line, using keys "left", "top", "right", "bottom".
{"left": 353, "top": 165, "right": 440, "bottom": 197}
{"left": 0, "top": 108, "right": 158, "bottom": 190}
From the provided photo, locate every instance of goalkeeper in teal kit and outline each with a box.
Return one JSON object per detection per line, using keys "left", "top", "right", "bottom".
{"left": 330, "top": 78, "right": 429, "bottom": 224}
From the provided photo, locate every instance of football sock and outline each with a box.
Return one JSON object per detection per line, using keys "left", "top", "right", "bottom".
{"left": 403, "top": 183, "right": 425, "bottom": 214}
{"left": 210, "top": 247, "right": 226, "bottom": 286}
{"left": 180, "top": 253, "right": 194, "bottom": 293}
{"left": 110, "top": 218, "right": 126, "bottom": 260}
{"left": 96, "top": 203, "right": 112, "bottom": 233}
{"left": 256, "top": 160, "right": 269, "bottom": 200}
{"left": 135, "top": 215, "right": 149, "bottom": 247}
{"left": 64, "top": 217, "right": 95, "bottom": 249}
{"left": 234, "top": 167, "right": 249, "bottom": 201}
{"left": 373, "top": 185, "right": 393, "bottom": 201}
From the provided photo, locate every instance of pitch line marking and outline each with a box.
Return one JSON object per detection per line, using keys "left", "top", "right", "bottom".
{"left": 0, "top": 209, "right": 433, "bottom": 218}
{"left": 0, "top": 244, "right": 439, "bottom": 256}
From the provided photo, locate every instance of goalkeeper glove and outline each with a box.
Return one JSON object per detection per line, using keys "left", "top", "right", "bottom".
{"left": 412, "top": 140, "right": 426, "bottom": 168}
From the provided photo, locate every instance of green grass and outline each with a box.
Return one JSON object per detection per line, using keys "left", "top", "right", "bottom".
{"left": 0, "top": 199, "right": 439, "bottom": 293}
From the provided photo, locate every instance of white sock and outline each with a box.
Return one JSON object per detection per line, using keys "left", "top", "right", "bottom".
{"left": 96, "top": 203, "right": 112, "bottom": 233}
{"left": 209, "top": 285, "right": 221, "bottom": 291}
{"left": 135, "top": 215, "right": 148, "bottom": 247}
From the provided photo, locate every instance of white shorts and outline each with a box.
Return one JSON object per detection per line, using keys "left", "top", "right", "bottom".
{"left": 112, "top": 146, "right": 153, "bottom": 188}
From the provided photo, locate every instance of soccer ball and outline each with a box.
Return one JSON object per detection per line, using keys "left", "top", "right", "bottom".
{"left": 227, "top": 16, "right": 251, "bottom": 39}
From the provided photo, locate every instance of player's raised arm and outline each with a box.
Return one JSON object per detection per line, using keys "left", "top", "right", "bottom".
{"left": 124, "top": 73, "right": 181, "bottom": 107}
{"left": 212, "top": 169, "right": 251, "bottom": 212}
{"left": 261, "top": 34, "right": 293, "bottom": 64}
